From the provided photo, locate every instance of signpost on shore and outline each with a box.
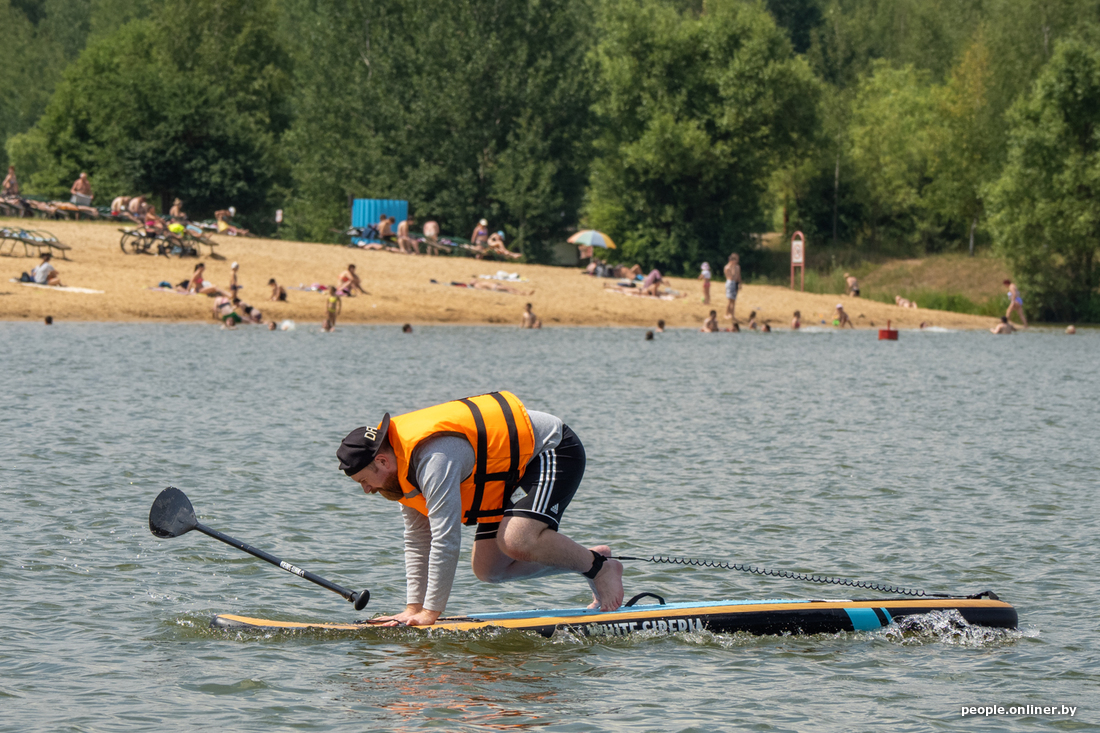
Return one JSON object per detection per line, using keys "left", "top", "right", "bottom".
{"left": 791, "top": 231, "right": 805, "bottom": 291}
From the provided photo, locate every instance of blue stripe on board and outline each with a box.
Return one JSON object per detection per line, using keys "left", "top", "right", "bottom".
{"left": 845, "top": 607, "right": 884, "bottom": 631}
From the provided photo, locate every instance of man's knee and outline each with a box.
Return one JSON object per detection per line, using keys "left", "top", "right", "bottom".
{"left": 473, "top": 564, "right": 506, "bottom": 583}
{"left": 498, "top": 524, "right": 542, "bottom": 564}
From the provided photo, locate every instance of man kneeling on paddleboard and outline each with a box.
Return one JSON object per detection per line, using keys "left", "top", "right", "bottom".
{"left": 338, "top": 391, "right": 625, "bottom": 626}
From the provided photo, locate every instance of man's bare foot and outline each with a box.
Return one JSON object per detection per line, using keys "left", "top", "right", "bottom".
{"left": 585, "top": 545, "right": 624, "bottom": 611}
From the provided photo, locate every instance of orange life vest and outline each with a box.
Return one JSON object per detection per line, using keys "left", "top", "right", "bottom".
{"left": 390, "top": 391, "right": 535, "bottom": 525}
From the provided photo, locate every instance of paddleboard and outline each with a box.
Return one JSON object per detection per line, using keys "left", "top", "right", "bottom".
{"left": 211, "top": 594, "right": 1017, "bottom": 638}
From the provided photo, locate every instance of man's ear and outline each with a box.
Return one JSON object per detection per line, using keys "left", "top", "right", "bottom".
{"left": 374, "top": 444, "right": 396, "bottom": 470}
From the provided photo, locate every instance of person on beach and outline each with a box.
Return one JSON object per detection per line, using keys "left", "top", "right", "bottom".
{"left": 268, "top": 278, "right": 287, "bottom": 302}
{"left": 747, "top": 310, "right": 758, "bottom": 331}
{"left": 228, "top": 262, "right": 241, "bottom": 298}
{"left": 471, "top": 219, "right": 490, "bottom": 249}
{"left": 29, "top": 252, "right": 62, "bottom": 286}
{"left": 169, "top": 199, "right": 186, "bottom": 221}
{"left": 845, "top": 273, "right": 860, "bottom": 297}
{"left": 423, "top": 220, "right": 440, "bottom": 242}
{"left": 127, "top": 195, "right": 147, "bottom": 221}
{"left": 326, "top": 286, "right": 342, "bottom": 327}
{"left": 397, "top": 216, "right": 418, "bottom": 254}
{"left": 239, "top": 301, "right": 263, "bottom": 324}
{"left": 214, "top": 297, "right": 244, "bottom": 328}
{"left": 2, "top": 166, "right": 19, "bottom": 195}
{"left": 215, "top": 207, "right": 250, "bottom": 236}
{"left": 486, "top": 231, "right": 522, "bottom": 260}
{"left": 724, "top": 254, "right": 741, "bottom": 321}
{"left": 469, "top": 280, "right": 533, "bottom": 295}
{"left": 698, "top": 262, "right": 711, "bottom": 304}
{"left": 337, "top": 391, "right": 625, "bottom": 626}
{"left": 70, "top": 172, "right": 93, "bottom": 202}
{"left": 791, "top": 310, "right": 801, "bottom": 330}
{"left": 337, "top": 264, "right": 368, "bottom": 296}
{"left": 835, "top": 303, "right": 854, "bottom": 328}
{"left": 895, "top": 295, "right": 918, "bottom": 309}
{"left": 1004, "top": 279, "right": 1027, "bottom": 327}
{"left": 640, "top": 269, "right": 663, "bottom": 297}
{"left": 701, "top": 310, "right": 719, "bottom": 332}
{"left": 110, "top": 195, "right": 130, "bottom": 215}
{"left": 991, "top": 316, "right": 1016, "bottom": 334}
{"left": 188, "top": 263, "right": 224, "bottom": 296}
{"left": 521, "top": 302, "right": 542, "bottom": 329}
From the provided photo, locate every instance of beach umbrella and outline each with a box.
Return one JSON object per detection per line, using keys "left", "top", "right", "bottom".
{"left": 568, "top": 230, "right": 616, "bottom": 249}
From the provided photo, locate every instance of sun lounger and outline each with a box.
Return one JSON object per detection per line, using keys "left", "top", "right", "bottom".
{"left": 1, "top": 228, "right": 71, "bottom": 259}
{"left": 119, "top": 227, "right": 199, "bottom": 257}
{"left": 0, "top": 195, "right": 32, "bottom": 217}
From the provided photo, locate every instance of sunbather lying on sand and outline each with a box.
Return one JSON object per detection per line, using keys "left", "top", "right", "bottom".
{"left": 486, "top": 231, "right": 522, "bottom": 260}
{"left": 215, "top": 208, "right": 250, "bottom": 236}
{"left": 895, "top": 295, "right": 918, "bottom": 309}
{"left": 470, "top": 279, "right": 531, "bottom": 295}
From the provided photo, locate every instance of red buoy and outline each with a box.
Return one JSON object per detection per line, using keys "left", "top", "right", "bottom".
{"left": 879, "top": 319, "right": 898, "bottom": 340}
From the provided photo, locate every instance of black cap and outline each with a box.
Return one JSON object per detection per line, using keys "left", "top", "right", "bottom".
{"left": 337, "top": 414, "right": 391, "bottom": 476}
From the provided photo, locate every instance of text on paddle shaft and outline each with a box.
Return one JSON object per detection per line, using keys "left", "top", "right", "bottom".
{"left": 585, "top": 617, "right": 704, "bottom": 636}
{"left": 279, "top": 561, "right": 305, "bottom": 578}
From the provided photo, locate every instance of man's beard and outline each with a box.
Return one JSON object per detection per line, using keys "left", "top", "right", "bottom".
{"left": 376, "top": 474, "right": 403, "bottom": 502}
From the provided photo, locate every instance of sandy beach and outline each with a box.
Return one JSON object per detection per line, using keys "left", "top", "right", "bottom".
{"left": 0, "top": 218, "right": 998, "bottom": 329}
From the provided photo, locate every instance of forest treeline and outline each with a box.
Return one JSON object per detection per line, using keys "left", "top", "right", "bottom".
{"left": 3, "top": 0, "right": 1100, "bottom": 319}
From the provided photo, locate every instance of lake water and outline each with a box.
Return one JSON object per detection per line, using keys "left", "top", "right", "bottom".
{"left": 2, "top": 322, "right": 1097, "bottom": 732}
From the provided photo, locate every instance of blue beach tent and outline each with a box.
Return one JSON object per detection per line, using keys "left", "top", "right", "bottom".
{"left": 351, "top": 199, "right": 408, "bottom": 245}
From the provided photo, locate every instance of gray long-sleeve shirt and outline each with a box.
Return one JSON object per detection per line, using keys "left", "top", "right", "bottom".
{"left": 401, "top": 410, "right": 563, "bottom": 612}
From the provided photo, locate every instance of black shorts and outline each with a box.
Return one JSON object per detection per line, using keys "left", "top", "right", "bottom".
{"left": 474, "top": 424, "right": 585, "bottom": 541}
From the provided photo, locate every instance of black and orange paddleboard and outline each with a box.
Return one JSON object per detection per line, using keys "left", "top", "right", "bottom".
{"left": 211, "top": 594, "right": 1017, "bottom": 638}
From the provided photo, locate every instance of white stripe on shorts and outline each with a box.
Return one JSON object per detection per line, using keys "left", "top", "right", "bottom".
{"left": 535, "top": 450, "right": 557, "bottom": 515}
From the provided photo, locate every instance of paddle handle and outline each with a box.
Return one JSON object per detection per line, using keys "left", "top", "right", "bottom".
{"left": 195, "top": 522, "right": 369, "bottom": 610}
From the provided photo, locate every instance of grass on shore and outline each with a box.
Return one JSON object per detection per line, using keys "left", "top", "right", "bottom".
{"left": 750, "top": 251, "right": 1010, "bottom": 318}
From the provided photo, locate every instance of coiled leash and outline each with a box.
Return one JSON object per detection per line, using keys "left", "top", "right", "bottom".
{"left": 611, "top": 554, "right": 950, "bottom": 598}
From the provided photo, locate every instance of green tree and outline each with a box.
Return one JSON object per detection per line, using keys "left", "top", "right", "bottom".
{"left": 281, "top": 0, "right": 594, "bottom": 260}
{"left": 926, "top": 32, "right": 999, "bottom": 255}
{"left": 586, "top": 0, "right": 818, "bottom": 274}
{"left": 7, "top": 0, "right": 291, "bottom": 227}
{"left": 845, "top": 61, "right": 936, "bottom": 252}
{"left": 987, "top": 39, "right": 1100, "bottom": 321}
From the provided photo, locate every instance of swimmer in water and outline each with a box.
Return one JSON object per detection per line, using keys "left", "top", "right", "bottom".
{"left": 701, "top": 310, "right": 719, "bottom": 332}
{"left": 990, "top": 316, "right": 1015, "bottom": 334}
{"left": 521, "top": 303, "right": 542, "bottom": 329}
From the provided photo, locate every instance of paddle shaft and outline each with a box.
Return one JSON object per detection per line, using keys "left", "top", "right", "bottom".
{"left": 194, "top": 522, "right": 364, "bottom": 606}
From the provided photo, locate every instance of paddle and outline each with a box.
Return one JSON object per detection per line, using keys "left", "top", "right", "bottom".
{"left": 148, "top": 486, "right": 370, "bottom": 611}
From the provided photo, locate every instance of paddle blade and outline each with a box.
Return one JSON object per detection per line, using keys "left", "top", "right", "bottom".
{"left": 149, "top": 487, "right": 198, "bottom": 538}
